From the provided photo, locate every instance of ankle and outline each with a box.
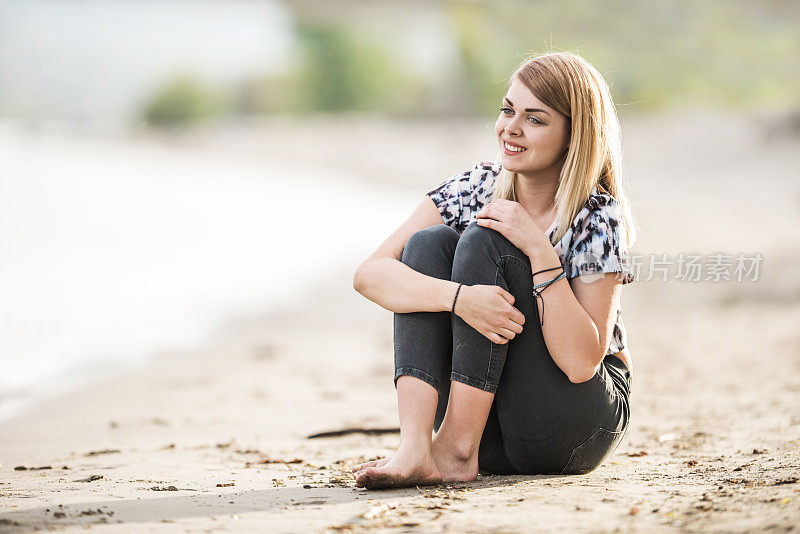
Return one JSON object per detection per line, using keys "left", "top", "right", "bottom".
{"left": 450, "top": 445, "right": 478, "bottom": 463}
{"left": 398, "top": 435, "right": 433, "bottom": 454}
{"left": 433, "top": 436, "right": 478, "bottom": 463}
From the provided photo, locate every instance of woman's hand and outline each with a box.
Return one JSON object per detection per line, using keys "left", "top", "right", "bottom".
{"left": 454, "top": 285, "right": 525, "bottom": 344}
{"left": 475, "top": 199, "right": 550, "bottom": 256}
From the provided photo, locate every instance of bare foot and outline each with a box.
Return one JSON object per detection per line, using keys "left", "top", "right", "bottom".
{"left": 353, "top": 445, "right": 442, "bottom": 490}
{"left": 350, "top": 457, "right": 390, "bottom": 473}
{"left": 430, "top": 435, "right": 479, "bottom": 483}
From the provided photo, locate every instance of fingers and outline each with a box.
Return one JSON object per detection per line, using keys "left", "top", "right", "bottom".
{"left": 505, "top": 317, "right": 524, "bottom": 334}
{"left": 510, "top": 307, "right": 526, "bottom": 326}
{"left": 497, "top": 288, "right": 515, "bottom": 306}
{"left": 496, "top": 288, "right": 525, "bottom": 327}
{"left": 488, "top": 201, "right": 512, "bottom": 213}
{"left": 489, "top": 332, "right": 510, "bottom": 344}
{"left": 478, "top": 205, "right": 508, "bottom": 217}
{"left": 496, "top": 327, "right": 517, "bottom": 341}
{"left": 497, "top": 292, "right": 525, "bottom": 326}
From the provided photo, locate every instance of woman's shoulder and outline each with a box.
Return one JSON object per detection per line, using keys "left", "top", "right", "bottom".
{"left": 570, "top": 184, "right": 624, "bottom": 236}
{"left": 584, "top": 183, "right": 621, "bottom": 215}
{"left": 473, "top": 160, "right": 503, "bottom": 176}
{"left": 566, "top": 184, "right": 635, "bottom": 284}
{"left": 429, "top": 160, "right": 502, "bottom": 195}
{"left": 456, "top": 160, "right": 502, "bottom": 186}
{"left": 426, "top": 160, "right": 502, "bottom": 232}
{"left": 466, "top": 160, "right": 503, "bottom": 196}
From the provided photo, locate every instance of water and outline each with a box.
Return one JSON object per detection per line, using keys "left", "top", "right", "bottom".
{"left": 0, "top": 124, "right": 415, "bottom": 421}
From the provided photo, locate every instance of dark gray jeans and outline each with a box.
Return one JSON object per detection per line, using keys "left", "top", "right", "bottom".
{"left": 394, "top": 222, "right": 631, "bottom": 475}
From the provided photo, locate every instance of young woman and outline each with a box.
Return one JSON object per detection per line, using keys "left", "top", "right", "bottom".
{"left": 351, "top": 51, "right": 638, "bottom": 490}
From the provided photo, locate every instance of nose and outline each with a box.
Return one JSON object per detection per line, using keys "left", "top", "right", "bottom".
{"left": 504, "top": 115, "right": 523, "bottom": 136}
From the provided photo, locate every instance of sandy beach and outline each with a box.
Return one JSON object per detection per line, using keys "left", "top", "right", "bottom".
{"left": 1, "top": 115, "right": 799, "bottom": 532}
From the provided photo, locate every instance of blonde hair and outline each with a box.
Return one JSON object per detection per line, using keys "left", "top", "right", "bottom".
{"left": 491, "top": 51, "right": 638, "bottom": 249}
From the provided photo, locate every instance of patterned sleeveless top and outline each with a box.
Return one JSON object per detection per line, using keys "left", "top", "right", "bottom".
{"left": 426, "top": 160, "right": 635, "bottom": 356}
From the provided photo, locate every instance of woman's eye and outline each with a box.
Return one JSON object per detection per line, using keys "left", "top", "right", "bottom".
{"left": 499, "top": 106, "right": 541, "bottom": 125}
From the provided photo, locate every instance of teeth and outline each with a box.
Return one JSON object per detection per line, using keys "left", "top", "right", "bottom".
{"left": 504, "top": 141, "right": 526, "bottom": 152}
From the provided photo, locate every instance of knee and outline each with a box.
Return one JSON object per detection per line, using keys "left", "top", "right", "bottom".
{"left": 450, "top": 221, "right": 500, "bottom": 268}
{"left": 455, "top": 221, "right": 527, "bottom": 266}
{"left": 458, "top": 220, "right": 497, "bottom": 250}
{"left": 400, "top": 224, "right": 459, "bottom": 268}
{"left": 461, "top": 220, "right": 525, "bottom": 255}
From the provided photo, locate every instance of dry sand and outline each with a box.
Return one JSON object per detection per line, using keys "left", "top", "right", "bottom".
{"left": 1, "top": 114, "right": 799, "bottom": 532}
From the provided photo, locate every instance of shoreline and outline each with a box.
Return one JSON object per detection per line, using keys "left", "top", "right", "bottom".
{"left": 0, "top": 126, "right": 417, "bottom": 425}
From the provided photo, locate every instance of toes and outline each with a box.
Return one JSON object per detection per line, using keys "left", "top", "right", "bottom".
{"left": 354, "top": 468, "right": 386, "bottom": 489}
{"left": 357, "top": 467, "right": 392, "bottom": 490}
{"left": 351, "top": 460, "right": 378, "bottom": 473}
{"left": 351, "top": 459, "right": 380, "bottom": 473}
{"left": 354, "top": 471, "right": 366, "bottom": 487}
{"left": 354, "top": 464, "right": 443, "bottom": 491}
{"left": 351, "top": 458, "right": 388, "bottom": 473}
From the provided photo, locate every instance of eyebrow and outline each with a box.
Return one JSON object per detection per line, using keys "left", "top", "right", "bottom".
{"left": 503, "top": 97, "right": 550, "bottom": 115}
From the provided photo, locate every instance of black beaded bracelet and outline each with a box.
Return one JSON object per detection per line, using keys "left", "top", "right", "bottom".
{"left": 451, "top": 283, "right": 464, "bottom": 313}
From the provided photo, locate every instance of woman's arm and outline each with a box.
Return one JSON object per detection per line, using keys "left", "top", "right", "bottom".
{"left": 355, "top": 196, "right": 526, "bottom": 346}
{"left": 526, "top": 243, "right": 623, "bottom": 383}
{"left": 353, "top": 197, "right": 460, "bottom": 314}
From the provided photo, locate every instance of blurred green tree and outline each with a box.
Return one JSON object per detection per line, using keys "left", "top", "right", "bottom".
{"left": 141, "top": 1, "right": 800, "bottom": 125}
{"left": 142, "top": 74, "right": 228, "bottom": 128}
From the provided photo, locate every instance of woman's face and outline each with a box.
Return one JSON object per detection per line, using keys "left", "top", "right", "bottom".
{"left": 494, "top": 77, "right": 570, "bottom": 177}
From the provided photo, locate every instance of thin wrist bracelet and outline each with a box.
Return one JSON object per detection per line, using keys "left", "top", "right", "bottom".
{"left": 533, "top": 265, "right": 565, "bottom": 290}
{"left": 533, "top": 265, "right": 563, "bottom": 277}
{"left": 533, "top": 270, "right": 565, "bottom": 291}
{"left": 451, "top": 283, "right": 464, "bottom": 313}
{"left": 532, "top": 270, "right": 566, "bottom": 326}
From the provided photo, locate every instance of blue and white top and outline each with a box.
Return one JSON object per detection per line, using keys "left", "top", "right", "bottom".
{"left": 426, "top": 160, "right": 635, "bottom": 356}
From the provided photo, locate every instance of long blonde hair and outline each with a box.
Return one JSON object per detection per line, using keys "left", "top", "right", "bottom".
{"left": 491, "top": 51, "right": 638, "bottom": 248}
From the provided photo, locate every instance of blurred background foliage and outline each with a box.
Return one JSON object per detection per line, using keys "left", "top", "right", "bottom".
{"left": 139, "top": 0, "right": 799, "bottom": 127}
{"left": 142, "top": 74, "right": 230, "bottom": 128}
{"left": 1, "top": 0, "right": 797, "bottom": 128}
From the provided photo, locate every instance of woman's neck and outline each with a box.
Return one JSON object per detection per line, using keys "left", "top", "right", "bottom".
{"left": 514, "top": 172, "right": 558, "bottom": 221}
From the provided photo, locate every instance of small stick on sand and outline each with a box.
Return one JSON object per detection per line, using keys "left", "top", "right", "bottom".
{"left": 306, "top": 427, "right": 400, "bottom": 439}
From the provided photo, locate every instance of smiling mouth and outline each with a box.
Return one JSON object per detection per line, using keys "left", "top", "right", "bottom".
{"left": 503, "top": 140, "right": 527, "bottom": 153}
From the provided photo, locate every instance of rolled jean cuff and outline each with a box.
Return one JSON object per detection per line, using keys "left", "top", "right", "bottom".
{"left": 450, "top": 371, "right": 498, "bottom": 394}
{"left": 395, "top": 367, "right": 441, "bottom": 393}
